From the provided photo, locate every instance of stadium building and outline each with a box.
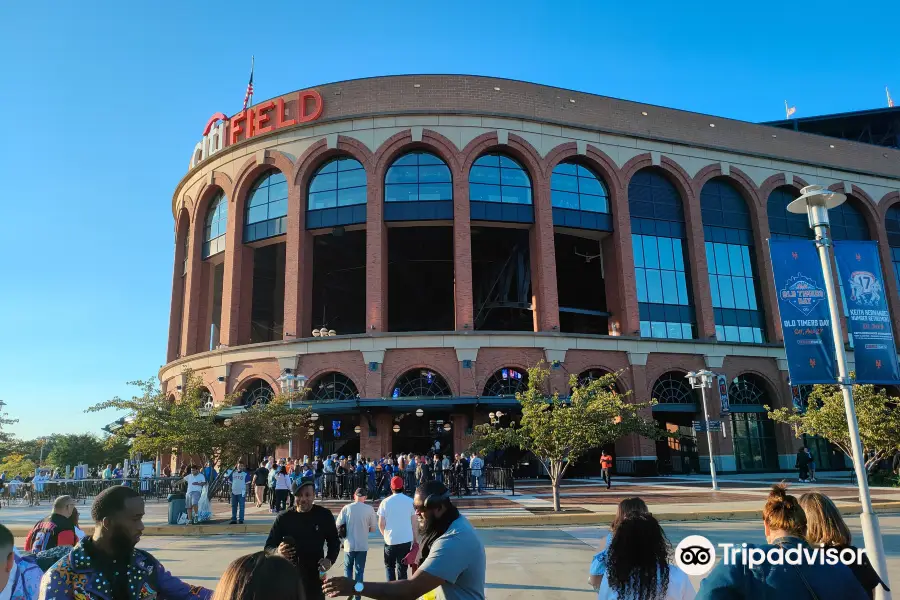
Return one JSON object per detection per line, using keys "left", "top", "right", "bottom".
{"left": 161, "top": 75, "right": 900, "bottom": 474}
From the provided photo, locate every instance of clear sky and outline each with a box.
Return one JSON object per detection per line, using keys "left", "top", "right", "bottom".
{"left": 0, "top": 0, "right": 896, "bottom": 440}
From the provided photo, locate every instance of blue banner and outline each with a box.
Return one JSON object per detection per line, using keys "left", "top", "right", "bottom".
{"left": 834, "top": 241, "right": 900, "bottom": 384}
{"left": 769, "top": 240, "right": 837, "bottom": 384}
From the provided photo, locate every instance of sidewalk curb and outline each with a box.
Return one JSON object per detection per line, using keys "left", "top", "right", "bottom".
{"left": 8, "top": 502, "right": 899, "bottom": 538}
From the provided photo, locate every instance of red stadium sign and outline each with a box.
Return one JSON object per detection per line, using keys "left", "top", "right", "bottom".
{"left": 189, "top": 89, "right": 324, "bottom": 170}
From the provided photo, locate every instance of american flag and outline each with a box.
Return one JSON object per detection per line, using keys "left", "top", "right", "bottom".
{"left": 242, "top": 56, "right": 255, "bottom": 110}
{"left": 785, "top": 100, "right": 797, "bottom": 119}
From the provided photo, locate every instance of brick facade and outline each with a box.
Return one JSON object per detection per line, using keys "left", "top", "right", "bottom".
{"left": 160, "top": 75, "right": 900, "bottom": 472}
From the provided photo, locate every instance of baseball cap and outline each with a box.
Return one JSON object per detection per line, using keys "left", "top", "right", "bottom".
{"left": 291, "top": 478, "right": 315, "bottom": 495}
{"left": 354, "top": 487, "right": 367, "bottom": 497}
{"left": 390, "top": 476, "right": 404, "bottom": 490}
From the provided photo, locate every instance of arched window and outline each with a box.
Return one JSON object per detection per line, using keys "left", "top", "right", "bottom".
{"left": 885, "top": 204, "right": 900, "bottom": 298}
{"left": 202, "top": 191, "right": 227, "bottom": 258}
{"left": 482, "top": 368, "right": 528, "bottom": 397}
{"left": 829, "top": 198, "right": 870, "bottom": 242}
{"left": 240, "top": 379, "right": 274, "bottom": 407}
{"left": 199, "top": 387, "right": 214, "bottom": 410}
{"left": 245, "top": 170, "right": 288, "bottom": 242}
{"left": 729, "top": 374, "right": 778, "bottom": 471}
{"left": 551, "top": 161, "right": 612, "bottom": 231}
{"left": 307, "top": 372, "right": 359, "bottom": 402}
{"left": 469, "top": 153, "right": 533, "bottom": 223}
{"left": 307, "top": 157, "right": 367, "bottom": 229}
{"left": 390, "top": 369, "right": 452, "bottom": 399}
{"left": 630, "top": 169, "right": 694, "bottom": 339}
{"left": 767, "top": 186, "right": 813, "bottom": 240}
{"left": 384, "top": 151, "right": 453, "bottom": 221}
{"left": 576, "top": 369, "right": 620, "bottom": 393}
{"left": 701, "top": 179, "right": 765, "bottom": 344}
{"left": 651, "top": 372, "right": 697, "bottom": 406}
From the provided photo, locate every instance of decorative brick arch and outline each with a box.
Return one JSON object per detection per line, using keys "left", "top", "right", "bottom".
{"left": 233, "top": 373, "right": 279, "bottom": 395}
{"left": 305, "top": 369, "right": 363, "bottom": 399}
{"left": 827, "top": 183, "right": 880, "bottom": 239}
{"left": 384, "top": 365, "right": 457, "bottom": 398}
{"left": 542, "top": 142, "right": 624, "bottom": 195}
{"left": 373, "top": 128, "right": 461, "bottom": 177}
{"left": 878, "top": 191, "right": 900, "bottom": 219}
{"left": 729, "top": 369, "right": 783, "bottom": 409}
{"left": 293, "top": 136, "right": 374, "bottom": 191}
{"left": 167, "top": 207, "right": 193, "bottom": 362}
{"left": 574, "top": 365, "right": 632, "bottom": 394}
{"left": 190, "top": 172, "right": 233, "bottom": 226}
{"left": 692, "top": 165, "right": 763, "bottom": 215}
{"left": 758, "top": 174, "right": 811, "bottom": 203}
{"left": 231, "top": 150, "right": 296, "bottom": 232}
{"left": 460, "top": 131, "right": 544, "bottom": 183}
{"left": 620, "top": 154, "right": 695, "bottom": 206}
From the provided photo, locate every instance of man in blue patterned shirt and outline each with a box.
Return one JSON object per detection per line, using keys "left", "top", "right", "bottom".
{"left": 39, "top": 486, "right": 210, "bottom": 600}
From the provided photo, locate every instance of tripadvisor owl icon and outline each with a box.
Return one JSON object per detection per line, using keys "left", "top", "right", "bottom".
{"left": 675, "top": 535, "right": 716, "bottom": 576}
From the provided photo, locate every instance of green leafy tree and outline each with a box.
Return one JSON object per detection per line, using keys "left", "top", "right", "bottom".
{"left": 0, "top": 453, "right": 37, "bottom": 477}
{"left": 768, "top": 383, "right": 900, "bottom": 471}
{"left": 217, "top": 390, "right": 312, "bottom": 468}
{"left": 470, "top": 364, "right": 663, "bottom": 511}
{"left": 0, "top": 404, "right": 17, "bottom": 447}
{"left": 45, "top": 434, "right": 131, "bottom": 471}
{"left": 86, "top": 369, "right": 221, "bottom": 464}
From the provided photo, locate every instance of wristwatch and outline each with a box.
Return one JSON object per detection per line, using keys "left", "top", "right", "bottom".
{"left": 354, "top": 582, "right": 365, "bottom": 594}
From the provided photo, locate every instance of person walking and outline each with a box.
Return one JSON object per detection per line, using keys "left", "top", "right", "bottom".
{"left": 595, "top": 512, "right": 694, "bottom": 599}
{"left": 24, "top": 495, "right": 77, "bottom": 552}
{"left": 229, "top": 461, "right": 250, "bottom": 525}
{"left": 696, "top": 484, "right": 869, "bottom": 599}
{"left": 40, "top": 485, "right": 212, "bottom": 599}
{"left": 799, "top": 492, "right": 889, "bottom": 599}
{"left": 796, "top": 446, "right": 811, "bottom": 482}
{"left": 264, "top": 480, "right": 340, "bottom": 600}
{"left": 273, "top": 466, "right": 291, "bottom": 513}
{"left": 336, "top": 488, "right": 378, "bottom": 600}
{"left": 600, "top": 451, "right": 614, "bottom": 490}
{"left": 470, "top": 452, "right": 485, "bottom": 495}
{"left": 806, "top": 447, "right": 817, "bottom": 482}
{"left": 378, "top": 476, "right": 417, "bottom": 582}
{"left": 183, "top": 464, "right": 206, "bottom": 524}
{"left": 323, "top": 480, "right": 486, "bottom": 600}
{"left": 251, "top": 461, "right": 268, "bottom": 508}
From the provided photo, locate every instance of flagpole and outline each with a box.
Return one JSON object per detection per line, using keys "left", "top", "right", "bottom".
{"left": 785, "top": 100, "right": 789, "bottom": 119}
{"left": 250, "top": 56, "right": 254, "bottom": 107}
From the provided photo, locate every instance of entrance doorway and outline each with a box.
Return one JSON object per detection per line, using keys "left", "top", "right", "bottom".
{"left": 313, "top": 415, "right": 360, "bottom": 458}
{"left": 654, "top": 413, "right": 700, "bottom": 474}
{"left": 731, "top": 413, "right": 778, "bottom": 471}
{"left": 391, "top": 412, "right": 453, "bottom": 458}
{"left": 803, "top": 434, "right": 845, "bottom": 471}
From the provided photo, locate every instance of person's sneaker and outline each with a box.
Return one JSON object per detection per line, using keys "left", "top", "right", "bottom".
{"left": 238, "top": 520, "right": 244, "bottom": 524}
{"left": 229, "top": 520, "right": 237, "bottom": 524}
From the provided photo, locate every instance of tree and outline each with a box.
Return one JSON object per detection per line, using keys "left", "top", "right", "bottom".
{"left": 0, "top": 404, "right": 17, "bottom": 447}
{"left": 45, "top": 434, "right": 131, "bottom": 470}
{"left": 0, "top": 453, "right": 36, "bottom": 477}
{"left": 469, "top": 365, "right": 663, "bottom": 511}
{"left": 768, "top": 383, "right": 900, "bottom": 471}
{"left": 216, "top": 391, "right": 311, "bottom": 468}
{"left": 86, "top": 370, "right": 221, "bottom": 464}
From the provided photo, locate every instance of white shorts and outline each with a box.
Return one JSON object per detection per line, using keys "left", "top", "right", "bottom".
{"left": 188, "top": 491, "right": 201, "bottom": 507}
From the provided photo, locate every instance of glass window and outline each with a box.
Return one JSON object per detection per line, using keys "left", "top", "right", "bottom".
{"left": 551, "top": 161, "right": 610, "bottom": 213}
{"left": 886, "top": 205, "right": 900, "bottom": 297}
{"left": 202, "top": 191, "right": 227, "bottom": 259}
{"left": 702, "top": 179, "right": 765, "bottom": 343}
{"left": 768, "top": 186, "right": 814, "bottom": 241}
{"left": 629, "top": 169, "right": 694, "bottom": 339}
{"left": 307, "top": 157, "right": 367, "bottom": 211}
{"left": 469, "top": 153, "right": 532, "bottom": 205}
{"left": 385, "top": 152, "right": 452, "bottom": 202}
{"left": 243, "top": 170, "right": 288, "bottom": 242}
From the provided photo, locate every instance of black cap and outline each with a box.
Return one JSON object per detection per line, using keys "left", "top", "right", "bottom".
{"left": 354, "top": 487, "right": 367, "bottom": 497}
{"left": 291, "top": 478, "right": 315, "bottom": 495}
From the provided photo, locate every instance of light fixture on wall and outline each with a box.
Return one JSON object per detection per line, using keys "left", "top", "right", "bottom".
{"left": 312, "top": 328, "right": 338, "bottom": 337}
{"left": 354, "top": 425, "right": 361, "bottom": 434}
{"left": 415, "top": 409, "right": 424, "bottom": 417}
{"left": 392, "top": 424, "right": 400, "bottom": 433}
{"left": 443, "top": 423, "right": 451, "bottom": 431}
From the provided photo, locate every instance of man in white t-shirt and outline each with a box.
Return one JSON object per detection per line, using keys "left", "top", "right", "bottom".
{"left": 336, "top": 488, "right": 378, "bottom": 600}
{"left": 182, "top": 465, "right": 206, "bottom": 524}
{"left": 377, "top": 476, "right": 417, "bottom": 581}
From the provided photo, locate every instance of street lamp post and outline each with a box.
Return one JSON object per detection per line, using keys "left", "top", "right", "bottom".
{"left": 686, "top": 370, "right": 718, "bottom": 491}
{"left": 788, "top": 185, "right": 891, "bottom": 599}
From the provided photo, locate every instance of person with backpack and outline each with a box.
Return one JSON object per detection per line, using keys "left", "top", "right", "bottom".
{"left": 0, "top": 524, "right": 41, "bottom": 600}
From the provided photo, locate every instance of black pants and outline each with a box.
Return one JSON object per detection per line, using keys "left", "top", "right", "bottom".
{"left": 275, "top": 489, "right": 289, "bottom": 512}
{"left": 601, "top": 468, "right": 611, "bottom": 489}
{"left": 384, "top": 542, "right": 412, "bottom": 581}
{"left": 298, "top": 560, "right": 325, "bottom": 600}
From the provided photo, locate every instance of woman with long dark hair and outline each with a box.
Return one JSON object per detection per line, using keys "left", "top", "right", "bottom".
{"left": 589, "top": 497, "right": 650, "bottom": 591}
{"left": 212, "top": 551, "right": 305, "bottom": 600}
{"left": 598, "top": 513, "right": 694, "bottom": 600}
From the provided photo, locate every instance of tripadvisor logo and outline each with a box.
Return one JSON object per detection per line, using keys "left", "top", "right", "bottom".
{"left": 674, "top": 534, "right": 868, "bottom": 576}
{"left": 675, "top": 535, "right": 717, "bottom": 576}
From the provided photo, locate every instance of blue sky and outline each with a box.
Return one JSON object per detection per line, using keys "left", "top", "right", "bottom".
{"left": 0, "top": 0, "right": 896, "bottom": 440}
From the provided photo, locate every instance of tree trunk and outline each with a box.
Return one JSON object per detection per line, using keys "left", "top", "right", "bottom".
{"left": 552, "top": 479, "right": 561, "bottom": 512}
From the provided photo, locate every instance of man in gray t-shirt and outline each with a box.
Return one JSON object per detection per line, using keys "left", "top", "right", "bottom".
{"left": 322, "top": 481, "right": 486, "bottom": 600}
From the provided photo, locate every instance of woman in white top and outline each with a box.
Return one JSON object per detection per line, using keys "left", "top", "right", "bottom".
{"left": 273, "top": 466, "right": 291, "bottom": 512}
{"left": 596, "top": 513, "right": 695, "bottom": 600}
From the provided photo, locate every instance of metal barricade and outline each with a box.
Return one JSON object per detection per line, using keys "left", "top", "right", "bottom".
{"left": 316, "top": 467, "right": 515, "bottom": 500}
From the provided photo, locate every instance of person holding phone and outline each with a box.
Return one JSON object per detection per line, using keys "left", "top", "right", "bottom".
{"left": 264, "top": 479, "right": 340, "bottom": 600}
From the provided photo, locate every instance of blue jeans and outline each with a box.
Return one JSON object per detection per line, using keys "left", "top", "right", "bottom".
{"left": 344, "top": 551, "right": 368, "bottom": 600}
{"left": 384, "top": 542, "right": 412, "bottom": 581}
{"left": 231, "top": 494, "right": 245, "bottom": 522}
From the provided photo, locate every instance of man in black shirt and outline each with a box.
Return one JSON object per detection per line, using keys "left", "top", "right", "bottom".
{"left": 264, "top": 479, "right": 340, "bottom": 600}
{"left": 251, "top": 461, "right": 268, "bottom": 508}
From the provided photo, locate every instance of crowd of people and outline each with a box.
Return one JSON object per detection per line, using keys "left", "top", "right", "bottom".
{"left": 0, "top": 471, "right": 892, "bottom": 599}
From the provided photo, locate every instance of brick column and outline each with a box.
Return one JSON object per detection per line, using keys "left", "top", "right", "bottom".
{"left": 682, "top": 183, "right": 716, "bottom": 339}
{"left": 221, "top": 223, "right": 255, "bottom": 347}
{"left": 366, "top": 179, "right": 388, "bottom": 331}
{"left": 181, "top": 226, "right": 204, "bottom": 356}
{"left": 283, "top": 183, "right": 312, "bottom": 339}
{"left": 167, "top": 220, "right": 189, "bottom": 362}
{"left": 530, "top": 175, "right": 560, "bottom": 331}
{"left": 609, "top": 181, "right": 640, "bottom": 335}
{"left": 873, "top": 220, "right": 900, "bottom": 343}
{"left": 453, "top": 170, "right": 474, "bottom": 330}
